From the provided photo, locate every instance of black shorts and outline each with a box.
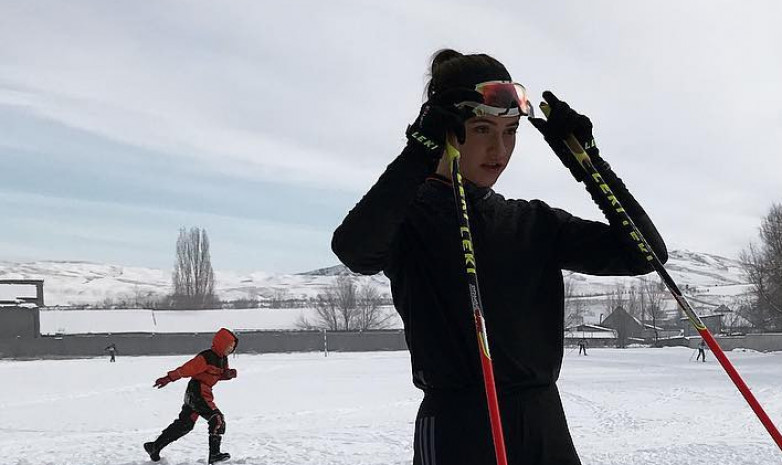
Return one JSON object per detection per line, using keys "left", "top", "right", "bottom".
{"left": 413, "top": 385, "right": 581, "bottom": 465}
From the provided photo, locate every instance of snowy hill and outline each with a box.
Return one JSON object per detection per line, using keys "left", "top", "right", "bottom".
{"left": 565, "top": 249, "right": 748, "bottom": 298}
{"left": 0, "top": 260, "right": 388, "bottom": 306}
{"left": 0, "top": 249, "right": 750, "bottom": 309}
{"left": 298, "top": 264, "right": 353, "bottom": 276}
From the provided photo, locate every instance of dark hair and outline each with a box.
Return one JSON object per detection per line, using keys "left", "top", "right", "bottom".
{"left": 425, "top": 49, "right": 512, "bottom": 99}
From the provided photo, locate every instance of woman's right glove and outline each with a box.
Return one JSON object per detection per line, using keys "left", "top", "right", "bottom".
{"left": 405, "top": 88, "right": 482, "bottom": 158}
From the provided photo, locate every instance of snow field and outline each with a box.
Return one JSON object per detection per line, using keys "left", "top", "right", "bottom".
{"left": 0, "top": 347, "right": 780, "bottom": 464}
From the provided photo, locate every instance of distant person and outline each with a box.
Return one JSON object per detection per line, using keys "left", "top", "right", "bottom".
{"left": 696, "top": 339, "right": 707, "bottom": 362}
{"left": 578, "top": 338, "right": 588, "bottom": 356}
{"left": 143, "top": 328, "right": 238, "bottom": 464}
{"left": 104, "top": 343, "right": 117, "bottom": 362}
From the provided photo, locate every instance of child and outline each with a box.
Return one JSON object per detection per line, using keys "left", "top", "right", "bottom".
{"left": 144, "top": 328, "right": 238, "bottom": 464}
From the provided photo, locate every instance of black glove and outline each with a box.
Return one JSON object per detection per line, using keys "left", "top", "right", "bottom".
{"left": 529, "top": 91, "right": 601, "bottom": 182}
{"left": 405, "top": 88, "right": 482, "bottom": 157}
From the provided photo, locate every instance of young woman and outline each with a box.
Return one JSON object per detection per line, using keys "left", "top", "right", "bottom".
{"left": 144, "top": 327, "right": 238, "bottom": 464}
{"left": 332, "top": 49, "right": 667, "bottom": 464}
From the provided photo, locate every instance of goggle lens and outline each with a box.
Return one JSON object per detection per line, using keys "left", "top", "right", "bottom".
{"left": 458, "top": 81, "right": 534, "bottom": 118}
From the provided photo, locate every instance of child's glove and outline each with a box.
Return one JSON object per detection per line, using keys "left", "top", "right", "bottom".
{"left": 154, "top": 375, "right": 172, "bottom": 389}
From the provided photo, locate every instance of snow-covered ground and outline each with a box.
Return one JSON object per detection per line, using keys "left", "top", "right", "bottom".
{"left": 38, "top": 307, "right": 403, "bottom": 335}
{"left": 1, "top": 348, "right": 780, "bottom": 464}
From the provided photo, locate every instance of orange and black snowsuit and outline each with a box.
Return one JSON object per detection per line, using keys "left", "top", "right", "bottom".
{"left": 150, "top": 328, "right": 238, "bottom": 456}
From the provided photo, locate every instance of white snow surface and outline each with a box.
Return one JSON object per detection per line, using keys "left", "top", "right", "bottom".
{"left": 39, "top": 307, "right": 402, "bottom": 335}
{"left": 1, "top": 348, "right": 780, "bottom": 465}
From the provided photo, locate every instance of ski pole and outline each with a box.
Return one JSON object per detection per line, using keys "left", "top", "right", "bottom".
{"left": 540, "top": 103, "right": 782, "bottom": 452}
{"left": 445, "top": 141, "right": 509, "bottom": 465}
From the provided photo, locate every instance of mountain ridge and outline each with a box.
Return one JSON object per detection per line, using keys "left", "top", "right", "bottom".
{"left": 0, "top": 249, "right": 749, "bottom": 307}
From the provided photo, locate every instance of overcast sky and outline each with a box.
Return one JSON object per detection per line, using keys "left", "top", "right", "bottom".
{"left": 1, "top": 1, "right": 780, "bottom": 273}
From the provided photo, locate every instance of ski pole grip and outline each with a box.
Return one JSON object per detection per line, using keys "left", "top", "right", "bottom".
{"left": 445, "top": 140, "right": 461, "bottom": 162}
{"left": 538, "top": 102, "right": 593, "bottom": 170}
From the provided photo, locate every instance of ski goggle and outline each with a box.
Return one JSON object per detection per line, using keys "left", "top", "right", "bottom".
{"left": 457, "top": 81, "right": 534, "bottom": 118}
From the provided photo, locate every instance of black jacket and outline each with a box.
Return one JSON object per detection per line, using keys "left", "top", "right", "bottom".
{"left": 332, "top": 143, "right": 667, "bottom": 393}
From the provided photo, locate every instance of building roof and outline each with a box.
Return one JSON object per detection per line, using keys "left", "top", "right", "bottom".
{"left": 565, "top": 324, "right": 617, "bottom": 339}
{"left": 679, "top": 314, "right": 722, "bottom": 322}
{"left": 566, "top": 324, "right": 614, "bottom": 332}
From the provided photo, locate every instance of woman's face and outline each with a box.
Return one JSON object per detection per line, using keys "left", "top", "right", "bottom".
{"left": 437, "top": 115, "right": 520, "bottom": 188}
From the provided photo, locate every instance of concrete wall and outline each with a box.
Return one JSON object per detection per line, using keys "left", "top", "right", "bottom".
{"left": 3, "top": 327, "right": 779, "bottom": 360}
{"left": 0, "top": 329, "right": 408, "bottom": 359}
{"left": 0, "top": 307, "right": 39, "bottom": 339}
{"left": 708, "top": 334, "right": 782, "bottom": 352}
{"left": 656, "top": 333, "right": 782, "bottom": 352}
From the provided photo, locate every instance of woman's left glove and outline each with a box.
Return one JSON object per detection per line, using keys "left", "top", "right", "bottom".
{"left": 528, "top": 91, "right": 601, "bottom": 182}
{"left": 405, "top": 88, "right": 482, "bottom": 157}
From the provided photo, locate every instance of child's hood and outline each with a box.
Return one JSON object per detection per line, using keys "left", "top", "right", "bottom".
{"left": 212, "top": 328, "right": 238, "bottom": 356}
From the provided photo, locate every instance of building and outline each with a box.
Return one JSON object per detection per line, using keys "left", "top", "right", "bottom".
{"left": 681, "top": 314, "right": 722, "bottom": 337}
{"left": 564, "top": 324, "right": 617, "bottom": 348}
{"left": 599, "top": 306, "right": 644, "bottom": 347}
{"left": 0, "top": 280, "right": 43, "bottom": 340}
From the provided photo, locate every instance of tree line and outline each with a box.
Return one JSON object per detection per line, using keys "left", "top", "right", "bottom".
{"left": 564, "top": 203, "right": 782, "bottom": 333}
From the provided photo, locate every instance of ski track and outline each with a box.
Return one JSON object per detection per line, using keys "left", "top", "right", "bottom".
{"left": 2, "top": 349, "right": 782, "bottom": 464}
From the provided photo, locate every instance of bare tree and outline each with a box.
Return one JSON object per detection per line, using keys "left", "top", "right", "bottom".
{"left": 625, "top": 284, "right": 641, "bottom": 319}
{"left": 270, "top": 288, "right": 291, "bottom": 308}
{"left": 740, "top": 203, "right": 782, "bottom": 330}
{"left": 333, "top": 275, "right": 357, "bottom": 330}
{"left": 96, "top": 288, "right": 167, "bottom": 309}
{"left": 640, "top": 277, "right": 667, "bottom": 344}
{"left": 604, "top": 283, "right": 626, "bottom": 319}
{"left": 296, "top": 276, "right": 390, "bottom": 331}
{"left": 565, "top": 297, "right": 587, "bottom": 328}
{"left": 355, "top": 282, "right": 394, "bottom": 330}
{"left": 171, "top": 227, "right": 217, "bottom": 309}
{"left": 564, "top": 273, "right": 587, "bottom": 326}
{"left": 715, "top": 303, "right": 745, "bottom": 336}
{"left": 306, "top": 290, "right": 341, "bottom": 330}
